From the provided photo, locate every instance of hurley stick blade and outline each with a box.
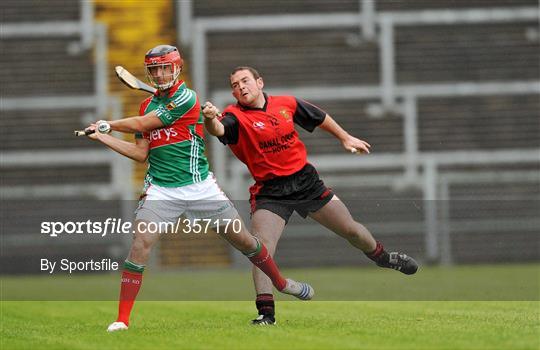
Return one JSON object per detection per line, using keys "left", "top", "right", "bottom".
{"left": 115, "top": 66, "right": 156, "bottom": 94}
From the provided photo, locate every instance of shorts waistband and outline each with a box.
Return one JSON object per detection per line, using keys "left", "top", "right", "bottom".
{"left": 260, "top": 163, "right": 314, "bottom": 187}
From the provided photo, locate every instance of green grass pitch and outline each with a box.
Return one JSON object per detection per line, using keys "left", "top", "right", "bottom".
{"left": 1, "top": 265, "right": 539, "bottom": 350}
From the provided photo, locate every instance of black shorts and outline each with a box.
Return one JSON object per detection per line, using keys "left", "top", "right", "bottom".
{"left": 249, "top": 163, "right": 334, "bottom": 224}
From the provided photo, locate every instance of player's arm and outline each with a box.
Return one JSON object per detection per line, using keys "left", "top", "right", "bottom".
{"left": 294, "top": 98, "right": 370, "bottom": 154}
{"left": 107, "top": 111, "right": 164, "bottom": 134}
{"left": 318, "top": 114, "right": 370, "bottom": 154}
{"left": 202, "top": 102, "right": 240, "bottom": 145}
{"left": 101, "top": 89, "right": 197, "bottom": 134}
{"left": 202, "top": 102, "right": 224, "bottom": 136}
{"left": 86, "top": 124, "right": 149, "bottom": 162}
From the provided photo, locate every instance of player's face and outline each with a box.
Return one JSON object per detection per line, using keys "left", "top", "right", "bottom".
{"left": 230, "top": 70, "right": 264, "bottom": 107}
{"left": 147, "top": 63, "right": 174, "bottom": 85}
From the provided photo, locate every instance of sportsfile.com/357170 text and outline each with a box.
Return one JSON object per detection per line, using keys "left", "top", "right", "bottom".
{"left": 40, "top": 218, "right": 243, "bottom": 238}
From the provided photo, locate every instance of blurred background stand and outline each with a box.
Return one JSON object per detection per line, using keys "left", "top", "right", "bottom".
{"left": 1, "top": 0, "right": 538, "bottom": 273}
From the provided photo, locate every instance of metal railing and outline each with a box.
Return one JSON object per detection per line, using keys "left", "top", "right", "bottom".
{"left": 211, "top": 80, "right": 540, "bottom": 191}
{"left": 188, "top": 3, "right": 539, "bottom": 264}
{"left": 0, "top": 1, "right": 135, "bottom": 268}
{"left": 0, "top": 0, "right": 132, "bottom": 201}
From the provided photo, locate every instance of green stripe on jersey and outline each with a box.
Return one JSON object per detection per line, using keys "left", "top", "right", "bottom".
{"left": 147, "top": 140, "right": 209, "bottom": 187}
{"left": 155, "top": 89, "right": 197, "bottom": 126}
{"left": 188, "top": 124, "right": 204, "bottom": 183}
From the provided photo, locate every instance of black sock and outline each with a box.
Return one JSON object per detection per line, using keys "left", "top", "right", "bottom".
{"left": 255, "top": 293, "right": 275, "bottom": 316}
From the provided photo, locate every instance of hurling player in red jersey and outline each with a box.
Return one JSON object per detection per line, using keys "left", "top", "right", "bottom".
{"left": 203, "top": 66, "right": 418, "bottom": 325}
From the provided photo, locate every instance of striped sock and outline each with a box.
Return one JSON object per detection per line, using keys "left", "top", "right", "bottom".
{"left": 116, "top": 260, "right": 145, "bottom": 325}
{"left": 245, "top": 239, "right": 287, "bottom": 291}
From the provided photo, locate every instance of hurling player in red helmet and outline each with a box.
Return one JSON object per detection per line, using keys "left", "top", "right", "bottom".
{"left": 144, "top": 44, "right": 183, "bottom": 91}
{"left": 83, "top": 47, "right": 315, "bottom": 332}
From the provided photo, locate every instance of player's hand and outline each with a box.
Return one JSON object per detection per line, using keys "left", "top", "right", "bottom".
{"left": 202, "top": 102, "right": 221, "bottom": 120}
{"left": 342, "top": 135, "right": 371, "bottom": 154}
{"left": 84, "top": 124, "right": 99, "bottom": 140}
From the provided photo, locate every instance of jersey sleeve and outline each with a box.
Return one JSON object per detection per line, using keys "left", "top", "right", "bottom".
{"left": 154, "top": 89, "right": 197, "bottom": 126}
{"left": 293, "top": 98, "right": 327, "bottom": 132}
{"left": 217, "top": 113, "right": 239, "bottom": 145}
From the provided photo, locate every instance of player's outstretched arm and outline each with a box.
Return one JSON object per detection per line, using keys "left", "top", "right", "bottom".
{"left": 85, "top": 124, "right": 149, "bottom": 162}
{"left": 202, "top": 102, "right": 225, "bottom": 136}
{"left": 105, "top": 111, "right": 164, "bottom": 134}
{"left": 318, "top": 114, "right": 371, "bottom": 154}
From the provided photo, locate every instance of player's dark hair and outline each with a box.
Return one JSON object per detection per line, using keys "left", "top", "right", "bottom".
{"left": 230, "top": 66, "right": 261, "bottom": 80}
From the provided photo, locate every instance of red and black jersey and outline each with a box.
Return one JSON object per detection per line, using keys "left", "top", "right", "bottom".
{"left": 218, "top": 94, "right": 326, "bottom": 181}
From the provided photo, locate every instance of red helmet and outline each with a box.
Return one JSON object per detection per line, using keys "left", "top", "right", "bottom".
{"left": 144, "top": 45, "right": 183, "bottom": 90}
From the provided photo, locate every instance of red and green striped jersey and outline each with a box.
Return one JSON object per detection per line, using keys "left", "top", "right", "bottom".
{"left": 136, "top": 81, "right": 209, "bottom": 187}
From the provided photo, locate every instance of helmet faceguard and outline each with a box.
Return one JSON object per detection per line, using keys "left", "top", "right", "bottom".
{"left": 144, "top": 45, "right": 183, "bottom": 91}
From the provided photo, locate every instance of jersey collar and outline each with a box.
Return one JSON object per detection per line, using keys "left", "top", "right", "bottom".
{"left": 237, "top": 93, "right": 268, "bottom": 112}
{"left": 156, "top": 80, "right": 186, "bottom": 98}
